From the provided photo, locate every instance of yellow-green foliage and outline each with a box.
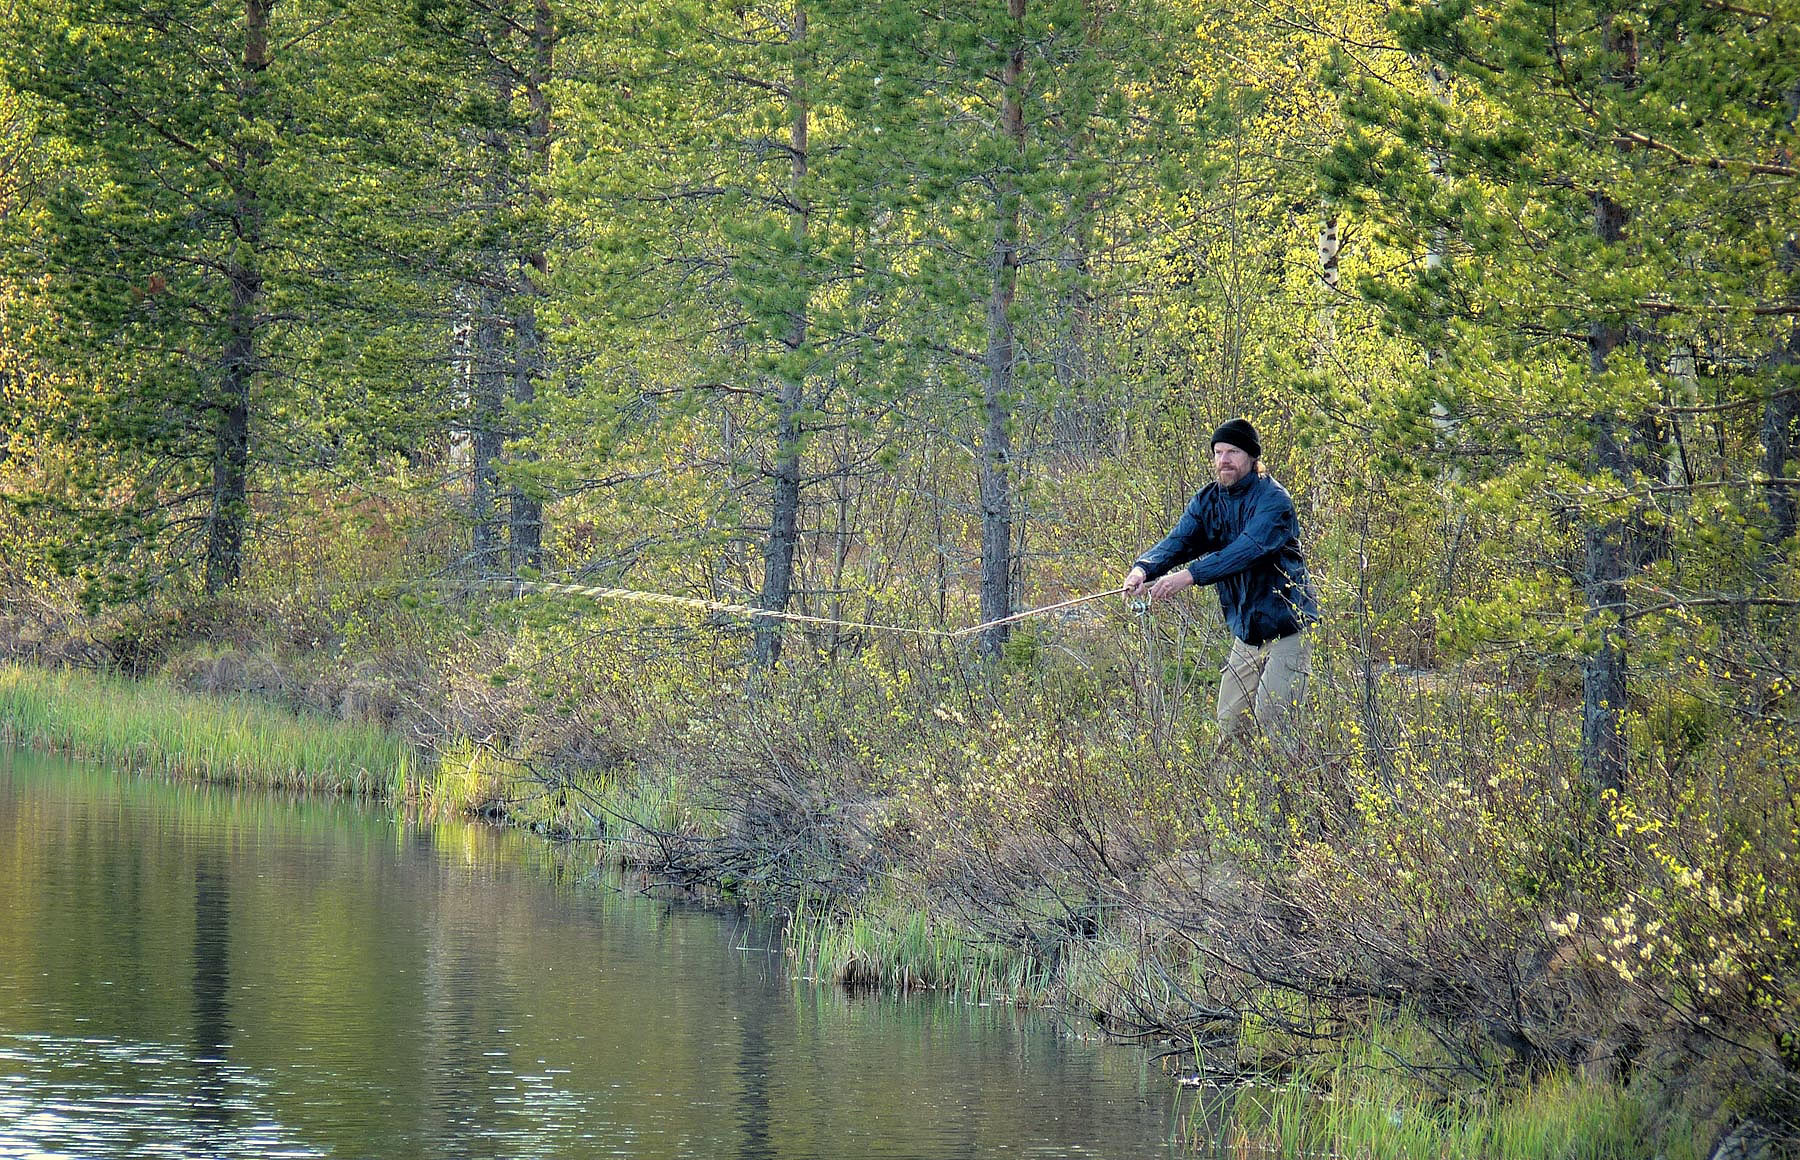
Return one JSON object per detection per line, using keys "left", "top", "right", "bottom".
{"left": 1291, "top": 690, "right": 1591, "bottom": 952}
{"left": 1581, "top": 752, "right": 1800, "bottom": 1072}
{"left": 0, "top": 663, "right": 411, "bottom": 793}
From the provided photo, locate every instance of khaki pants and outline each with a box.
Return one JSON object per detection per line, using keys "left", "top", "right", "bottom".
{"left": 1216, "top": 631, "right": 1313, "bottom": 748}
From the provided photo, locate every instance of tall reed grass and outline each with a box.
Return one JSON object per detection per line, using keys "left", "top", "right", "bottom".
{"left": 785, "top": 895, "right": 1050, "bottom": 1000}
{"left": 1205, "top": 1016, "right": 1682, "bottom": 1160}
{"left": 0, "top": 664, "right": 412, "bottom": 794}
{"left": 412, "top": 737, "right": 512, "bottom": 817}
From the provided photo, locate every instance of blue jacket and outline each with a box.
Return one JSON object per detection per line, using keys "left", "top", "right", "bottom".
{"left": 1135, "top": 471, "right": 1319, "bottom": 646}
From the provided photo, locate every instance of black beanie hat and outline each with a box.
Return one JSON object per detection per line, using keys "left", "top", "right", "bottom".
{"left": 1211, "top": 417, "right": 1261, "bottom": 459}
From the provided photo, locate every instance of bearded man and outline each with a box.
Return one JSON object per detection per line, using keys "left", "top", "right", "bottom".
{"left": 1122, "top": 418, "right": 1320, "bottom": 744}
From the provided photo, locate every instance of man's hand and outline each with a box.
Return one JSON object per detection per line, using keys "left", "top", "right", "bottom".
{"left": 1149, "top": 568, "right": 1194, "bottom": 600}
{"left": 1121, "top": 565, "right": 1147, "bottom": 597}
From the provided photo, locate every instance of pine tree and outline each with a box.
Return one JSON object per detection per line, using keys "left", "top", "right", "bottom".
{"left": 555, "top": 0, "right": 886, "bottom": 665}
{"left": 1324, "top": 0, "right": 1800, "bottom": 787}
{"left": 839, "top": 0, "right": 1185, "bottom": 657}
{"left": 0, "top": 0, "right": 458, "bottom": 603}
{"left": 0, "top": 0, "right": 293, "bottom": 599}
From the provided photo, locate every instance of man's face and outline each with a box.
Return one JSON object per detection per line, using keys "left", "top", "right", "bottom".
{"left": 1212, "top": 442, "right": 1252, "bottom": 485}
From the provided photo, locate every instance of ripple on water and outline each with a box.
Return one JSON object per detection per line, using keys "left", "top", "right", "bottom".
{"left": 0, "top": 1032, "right": 326, "bottom": 1160}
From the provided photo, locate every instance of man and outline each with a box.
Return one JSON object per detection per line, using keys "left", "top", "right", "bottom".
{"left": 1122, "top": 418, "right": 1319, "bottom": 745}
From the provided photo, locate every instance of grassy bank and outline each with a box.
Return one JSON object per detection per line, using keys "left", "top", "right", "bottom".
{"left": 1175, "top": 1008, "right": 1694, "bottom": 1160}
{"left": 0, "top": 663, "right": 413, "bottom": 794}
{"left": 0, "top": 659, "right": 706, "bottom": 853}
{"left": 1212, "top": 1064, "right": 1666, "bottom": 1160}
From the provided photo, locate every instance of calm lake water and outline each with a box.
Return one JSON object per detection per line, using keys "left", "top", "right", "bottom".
{"left": 0, "top": 749, "right": 1193, "bottom": 1159}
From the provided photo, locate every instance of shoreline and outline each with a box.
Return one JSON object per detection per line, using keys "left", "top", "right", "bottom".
{"left": 0, "top": 658, "right": 1762, "bottom": 1160}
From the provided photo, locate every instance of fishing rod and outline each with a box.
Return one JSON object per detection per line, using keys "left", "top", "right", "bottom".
{"left": 500, "top": 579, "right": 1130, "bottom": 640}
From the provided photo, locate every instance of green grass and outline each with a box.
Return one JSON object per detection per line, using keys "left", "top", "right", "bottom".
{"left": 1208, "top": 1014, "right": 1684, "bottom": 1160}
{"left": 412, "top": 737, "right": 512, "bottom": 817}
{"left": 1225, "top": 1072, "right": 1660, "bottom": 1160}
{"left": 0, "top": 663, "right": 413, "bottom": 795}
{"left": 785, "top": 894, "right": 1049, "bottom": 1000}
{"left": 583, "top": 764, "right": 707, "bottom": 844}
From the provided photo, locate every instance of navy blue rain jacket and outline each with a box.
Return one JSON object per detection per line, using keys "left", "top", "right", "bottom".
{"left": 1134, "top": 471, "right": 1320, "bottom": 646}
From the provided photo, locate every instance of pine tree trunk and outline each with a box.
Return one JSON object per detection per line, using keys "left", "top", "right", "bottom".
{"left": 203, "top": 0, "right": 270, "bottom": 595}
{"left": 754, "top": 2, "right": 809, "bottom": 670}
{"left": 1762, "top": 331, "right": 1800, "bottom": 552}
{"left": 1777, "top": 75, "right": 1800, "bottom": 546}
{"left": 757, "top": 375, "right": 803, "bottom": 668}
{"left": 206, "top": 294, "right": 254, "bottom": 595}
{"left": 1581, "top": 419, "right": 1630, "bottom": 794}
{"left": 979, "top": 0, "right": 1026, "bottom": 661}
{"left": 1580, "top": 190, "right": 1630, "bottom": 794}
{"left": 470, "top": 286, "right": 506, "bottom": 577}
{"left": 508, "top": 0, "right": 554, "bottom": 577}
{"left": 508, "top": 296, "right": 544, "bottom": 575}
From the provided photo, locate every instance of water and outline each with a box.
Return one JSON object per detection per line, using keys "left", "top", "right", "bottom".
{"left": 0, "top": 750, "right": 1190, "bottom": 1159}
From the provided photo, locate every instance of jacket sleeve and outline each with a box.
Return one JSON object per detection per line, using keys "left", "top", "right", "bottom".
{"left": 1186, "top": 491, "right": 1294, "bottom": 586}
{"left": 1133, "top": 489, "right": 1216, "bottom": 580}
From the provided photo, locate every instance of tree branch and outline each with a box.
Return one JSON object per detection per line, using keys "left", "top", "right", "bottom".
{"left": 1622, "top": 592, "right": 1800, "bottom": 622}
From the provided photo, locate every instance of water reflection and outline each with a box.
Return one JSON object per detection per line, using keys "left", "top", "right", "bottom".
{"left": 0, "top": 750, "right": 1185, "bottom": 1159}
{"left": 191, "top": 857, "right": 232, "bottom": 1131}
{"left": 734, "top": 974, "right": 775, "bottom": 1160}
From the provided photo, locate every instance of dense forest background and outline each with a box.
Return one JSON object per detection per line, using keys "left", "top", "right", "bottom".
{"left": 1, "top": 0, "right": 1796, "bottom": 1153}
